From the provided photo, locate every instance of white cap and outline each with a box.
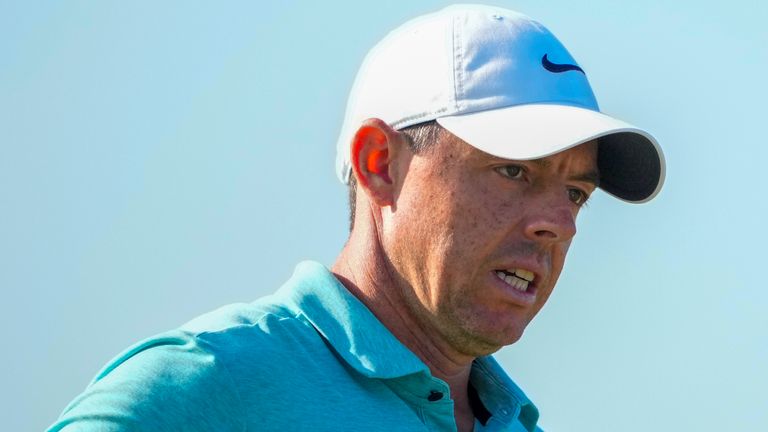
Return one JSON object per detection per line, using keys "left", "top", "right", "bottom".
{"left": 336, "top": 4, "right": 665, "bottom": 203}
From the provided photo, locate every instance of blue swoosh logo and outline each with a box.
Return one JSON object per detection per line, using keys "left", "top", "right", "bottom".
{"left": 541, "top": 54, "right": 584, "bottom": 74}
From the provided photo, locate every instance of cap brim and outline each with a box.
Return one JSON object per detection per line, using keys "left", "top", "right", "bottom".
{"left": 436, "top": 104, "right": 665, "bottom": 203}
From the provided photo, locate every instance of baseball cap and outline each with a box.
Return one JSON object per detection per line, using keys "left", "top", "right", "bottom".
{"left": 335, "top": 4, "right": 665, "bottom": 203}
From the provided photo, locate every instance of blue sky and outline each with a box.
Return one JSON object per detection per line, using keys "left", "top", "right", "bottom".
{"left": 2, "top": 1, "right": 767, "bottom": 430}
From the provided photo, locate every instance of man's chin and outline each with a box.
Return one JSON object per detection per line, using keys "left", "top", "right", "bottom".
{"left": 459, "top": 328, "right": 526, "bottom": 357}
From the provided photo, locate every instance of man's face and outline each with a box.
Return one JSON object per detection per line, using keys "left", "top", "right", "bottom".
{"left": 381, "top": 132, "right": 598, "bottom": 357}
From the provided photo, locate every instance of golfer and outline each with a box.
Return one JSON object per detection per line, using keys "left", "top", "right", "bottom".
{"left": 48, "top": 4, "right": 664, "bottom": 431}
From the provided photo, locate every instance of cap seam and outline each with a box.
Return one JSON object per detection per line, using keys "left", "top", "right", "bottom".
{"left": 391, "top": 108, "right": 451, "bottom": 130}
{"left": 451, "top": 14, "right": 463, "bottom": 111}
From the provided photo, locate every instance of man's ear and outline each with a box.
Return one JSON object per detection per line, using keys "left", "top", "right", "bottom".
{"left": 350, "top": 118, "right": 406, "bottom": 208}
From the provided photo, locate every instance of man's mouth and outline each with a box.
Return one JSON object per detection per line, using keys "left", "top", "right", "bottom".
{"left": 494, "top": 269, "right": 535, "bottom": 292}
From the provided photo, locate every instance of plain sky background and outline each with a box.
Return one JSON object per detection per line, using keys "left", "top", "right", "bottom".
{"left": 2, "top": 1, "right": 766, "bottom": 430}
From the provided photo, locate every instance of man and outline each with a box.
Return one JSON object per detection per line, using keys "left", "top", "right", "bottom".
{"left": 49, "top": 5, "right": 664, "bottom": 432}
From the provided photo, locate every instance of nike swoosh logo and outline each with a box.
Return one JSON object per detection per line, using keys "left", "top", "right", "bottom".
{"left": 541, "top": 54, "right": 584, "bottom": 74}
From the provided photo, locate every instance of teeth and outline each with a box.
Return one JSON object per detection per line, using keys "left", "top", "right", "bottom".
{"left": 495, "top": 271, "right": 530, "bottom": 292}
{"left": 514, "top": 269, "right": 534, "bottom": 282}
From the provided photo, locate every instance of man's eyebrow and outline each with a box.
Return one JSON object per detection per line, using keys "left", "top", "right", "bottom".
{"left": 572, "top": 170, "right": 600, "bottom": 187}
{"left": 528, "top": 159, "right": 600, "bottom": 187}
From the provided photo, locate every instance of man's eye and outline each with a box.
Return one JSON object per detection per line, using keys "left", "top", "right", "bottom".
{"left": 496, "top": 165, "right": 524, "bottom": 179}
{"left": 568, "top": 188, "right": 590, "bottom": 206}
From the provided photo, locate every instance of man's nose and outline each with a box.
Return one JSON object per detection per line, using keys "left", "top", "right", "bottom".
{"left": 522, "top": 200, "right": 577, "bottom": 244}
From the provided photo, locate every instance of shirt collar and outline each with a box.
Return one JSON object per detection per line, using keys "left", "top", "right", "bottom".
{"left": 471, "top": 356, "right": 540, "bottom": 430}
{"left": 276, "top": 261, "right": 539, "bottom": 429}
{"left": 276, "top": 261, "right": 428, "bottom": 379}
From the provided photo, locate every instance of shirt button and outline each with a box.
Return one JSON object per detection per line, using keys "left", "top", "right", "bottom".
{"left": 427, "top": 390, "right": 444, "bottom": 402}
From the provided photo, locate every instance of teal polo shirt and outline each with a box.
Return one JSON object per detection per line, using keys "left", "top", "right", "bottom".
{"left": 49, "top": 261, "right": 542, "bottom": 431}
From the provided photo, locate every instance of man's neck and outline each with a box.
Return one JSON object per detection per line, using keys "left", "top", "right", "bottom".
{"left": 332, "top": 232, "right": 474, "bottom": 378}
{"left": 332, "top": 222, "right": 479, "bottom": 431}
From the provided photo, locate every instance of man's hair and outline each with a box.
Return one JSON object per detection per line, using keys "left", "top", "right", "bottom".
{"left": 347, "top": 121, "right": 445, "bottom": 231}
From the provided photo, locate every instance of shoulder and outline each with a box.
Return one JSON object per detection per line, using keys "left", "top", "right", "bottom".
{"left": 48, "top": 327, "right": 246, "bottom": 431}
{"left": 179, "top": 297, "right": 328, "bottom": 366}
{"left": 48, "top": 298, "right": 320, "bottom": 431}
